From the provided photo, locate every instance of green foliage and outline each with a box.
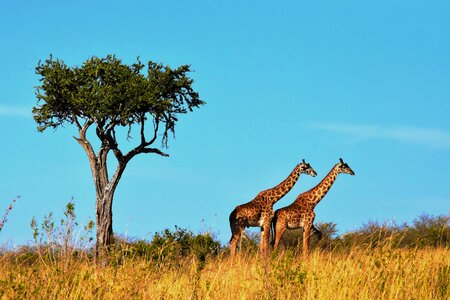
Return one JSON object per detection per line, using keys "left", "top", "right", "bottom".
{"left": 270, "top": 250, "right": 307, "bottom": 287}
{"left": 111, "top": 226, "right": 221, "bottom": 268}
{"left": 272, "top": 214, "right": 450, "bottom": 253}
{"left": 412, "top": 214, "right": 450, "bottom": 247}
{"left": 338, "top": 214, "right": 450, "bottom": 249}
{"left": 33, "top": 54, "right": 204, "bottom": 146}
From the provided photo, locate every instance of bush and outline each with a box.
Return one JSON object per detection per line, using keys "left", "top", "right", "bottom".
{"left": 412, "top": 214, "right": 450, "bottom": 247}
{"left": 272, "top": 214, "right": 450, "bottom": 252}
{"left": 335, "top": 214, "right": 450, "bottom": 250}
{"left": 111, "top": 226, "right": 221, "bottom": 268}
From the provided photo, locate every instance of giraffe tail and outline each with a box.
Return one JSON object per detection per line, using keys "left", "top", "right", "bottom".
{"left": 229, "top": 208, "right": 237, "bottom": 243}
{"left": 270, "top": 211, "right": 278, "bottom": 247}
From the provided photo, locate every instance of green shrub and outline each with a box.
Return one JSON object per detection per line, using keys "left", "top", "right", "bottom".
{"left": 273, "top": 214, "right": 450, "bottom": 253}
{"left": 334, "top": 214, "right": 450, "bottom": 250}
{"left": 111, "top": 226, "right": 221, "bottom": 268}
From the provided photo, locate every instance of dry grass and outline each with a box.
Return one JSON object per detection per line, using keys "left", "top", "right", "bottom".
{"left": 1, "top": 246, "right": 449, "bottom": 299}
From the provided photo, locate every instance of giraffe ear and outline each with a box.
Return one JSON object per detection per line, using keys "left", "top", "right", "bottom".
{"left": 339, "top": 158, "right": 344, "bottom": 163}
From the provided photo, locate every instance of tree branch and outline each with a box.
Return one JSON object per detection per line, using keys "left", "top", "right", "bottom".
{"left": 138, "top": 115, "right": 159, "bottom": 147}
{"left": 121, "top": 115, "right": 167, "bottom": 162}
{"left": 73, "top": 119, "right": 95, "bottom": 157}
{"left": 141, "top": 148, "right": 169, "bottom": 157}
{"left": 74, "top": 117, "right": 82, "bottom": 131}
{"left": 140, "top": 117, "right": 146, "bottom": 145}
{"left": 147, "top": 117, "right": 160, "bottom": 146}
{"left": 94, "top": 119, "right": 125, "bottom": 164}
{"left": 73, "top": 119, "right": 108, "bottom": 197}
{"left": 124, "top": 146, "right": 169, "bottom": 164}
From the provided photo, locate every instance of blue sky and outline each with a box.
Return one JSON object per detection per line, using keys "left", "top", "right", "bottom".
{"left": 1, "top": 0, "right": 449, "bottom": 246}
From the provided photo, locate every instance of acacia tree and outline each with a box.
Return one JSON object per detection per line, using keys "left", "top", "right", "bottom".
{"left": 33, "top": 55, "right": 204, "bottom": 256}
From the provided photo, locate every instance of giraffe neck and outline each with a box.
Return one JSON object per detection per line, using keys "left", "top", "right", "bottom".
{"left": 263, "top": 164, "right": 301, "bottom": 205}
{"left": 300, "top": 164, "right": 339, "bottom": 207}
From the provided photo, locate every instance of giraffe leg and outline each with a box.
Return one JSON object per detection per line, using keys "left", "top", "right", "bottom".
{"left": 273, "top": 217, "right": 287, "bottom": 251}
{"left": 303, "top": 225, "right": 311, "bottom": 259}
{"left": 260, "top": 222, "right": 271, "bottom": 257}
{"left": 229, "top": 209, "right": 243, "bottom": 257}
{"left": 229, "top": 228, "right": 242, "bottom": 257}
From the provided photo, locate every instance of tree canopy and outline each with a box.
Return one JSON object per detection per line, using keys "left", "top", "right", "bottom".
{"left": 33, "top": 55, "right": 204, "bottom": 155}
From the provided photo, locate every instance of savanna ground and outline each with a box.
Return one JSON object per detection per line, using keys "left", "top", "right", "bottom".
{"left": 1, "top": 246, "right": 449, "bottom": 299}
{"left": 1, "top": 201, "right": 449, "bottom": 299}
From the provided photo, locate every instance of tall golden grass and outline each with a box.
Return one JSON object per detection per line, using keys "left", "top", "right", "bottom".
{"left": 1, "top": 245, "right": 449, "bottom": 299}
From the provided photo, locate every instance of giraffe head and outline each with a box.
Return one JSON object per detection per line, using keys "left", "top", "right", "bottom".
{"left": 337, "top": 158, "right": 355, "bottom": 175}
{"left": 299, "top": 159, "right": 317, "bottom": 177}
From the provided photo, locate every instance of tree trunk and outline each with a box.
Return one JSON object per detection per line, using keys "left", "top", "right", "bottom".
{"left": 95, "top": 190, "right": 113, "bottom": 256}
{"left": 76, "top": 130, "right": 126, "bottom": 260}
{"left": 93, "top": 161, "right": 126, "bottom": 259}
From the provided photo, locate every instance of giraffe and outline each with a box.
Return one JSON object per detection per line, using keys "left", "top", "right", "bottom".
{"left": 229, "top": 160, "right": 317, "bottom": 256}
{"left": 272, "top": 158, "right": 355, "bottom": 258}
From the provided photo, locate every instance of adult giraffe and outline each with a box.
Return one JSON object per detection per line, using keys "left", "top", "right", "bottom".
{"left": 272, "top": 158, "right": 355, "bottom": 258}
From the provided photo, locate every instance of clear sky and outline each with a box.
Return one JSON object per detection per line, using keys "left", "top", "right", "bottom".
{"left": 1, "top": 0, "right": 449, "bottom": 246}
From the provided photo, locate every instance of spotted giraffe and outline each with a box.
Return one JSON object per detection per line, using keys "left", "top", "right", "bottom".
{"left": 229, "top": 160, "right": 317, "bottom": 256}
{"left": 272, "top": 158, "right": 355, "bottom": 258}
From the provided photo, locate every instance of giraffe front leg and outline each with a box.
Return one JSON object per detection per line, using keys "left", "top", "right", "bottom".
{"left": 303, "top": 225, "right": 311, "bottom": 259}
{"left": 260, "top": 222, "right": 271, "bottom": 257}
